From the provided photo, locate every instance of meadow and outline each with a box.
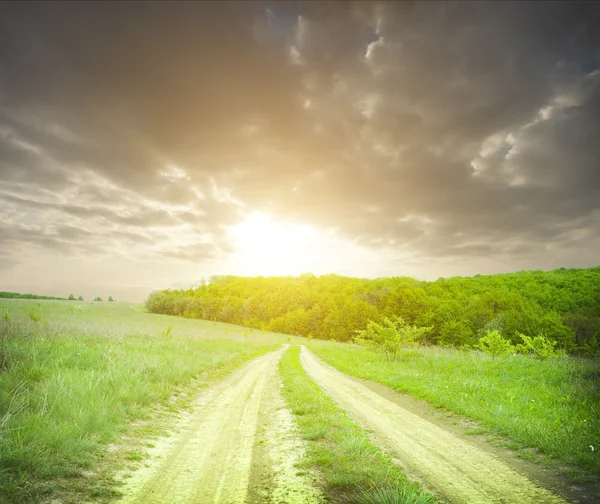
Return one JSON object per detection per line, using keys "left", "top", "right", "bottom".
{"left": 0, "top": 299, "right": 287, "bottom": 504}
{"left": 2, "top": 296, "right": 598, "bottom": 503}
{"left": 308, "top": 340, "right": 600, "bottom": 477}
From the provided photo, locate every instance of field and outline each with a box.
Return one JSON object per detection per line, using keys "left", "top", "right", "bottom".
{"left": 308, "top": 340, "right": 600, "bottom": 476}
{"left": 0, "top": 299, "right": 285, "bottom": 503}
{"left": 1, "top": 298, "right": 598, "bottom": 504}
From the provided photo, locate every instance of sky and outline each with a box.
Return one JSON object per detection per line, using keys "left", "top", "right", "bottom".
{"left": 1, "top": 1, "right": 599, "bottom": 301}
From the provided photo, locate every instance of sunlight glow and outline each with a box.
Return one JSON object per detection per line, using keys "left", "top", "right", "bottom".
{"left": 227, "top": 212, "right": 319, "bottom": 276}
{"left": 223, "top": 211, "right": 407, "bottom": 278}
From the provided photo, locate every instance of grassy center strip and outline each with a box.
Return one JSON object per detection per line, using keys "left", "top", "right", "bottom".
{"left": 278, "top": 345, "right": 437, "bottom": 504}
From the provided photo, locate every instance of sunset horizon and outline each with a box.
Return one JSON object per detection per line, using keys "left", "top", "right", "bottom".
{"left": 2, "top": 1, "right": 599, "bottom": 301}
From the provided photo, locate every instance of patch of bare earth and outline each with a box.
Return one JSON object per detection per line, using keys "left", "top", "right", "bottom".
{"left": 300, "top": 346, "right": 574, "bottom": 504}
{"left": 111, "top": 346, "right": 321, "bottom": 504}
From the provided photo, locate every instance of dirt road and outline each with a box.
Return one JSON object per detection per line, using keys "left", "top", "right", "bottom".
{"left": 300, "top": 346, "right": 566, "bottom": 504}
{"left": 117, "top": 346, "right": 322, "bottom": 504}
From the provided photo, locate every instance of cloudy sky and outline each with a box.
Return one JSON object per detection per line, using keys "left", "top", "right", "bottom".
{"left": 1, "top": 1, "right": 599, "bottom": 301}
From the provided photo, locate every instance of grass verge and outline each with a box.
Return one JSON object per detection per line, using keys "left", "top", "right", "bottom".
{"left": 308, "top": 341, "right": 600, "bottom": 477}
{"left": 0, "top": 317, "right": 276, "bottom": 504}
{"left": 279, "top": 345, "right": 437, "bottom": 504}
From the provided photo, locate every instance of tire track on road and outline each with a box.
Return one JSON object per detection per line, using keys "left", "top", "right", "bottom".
{"left": 117, "top": 345, "right": 320, "bottom": 504}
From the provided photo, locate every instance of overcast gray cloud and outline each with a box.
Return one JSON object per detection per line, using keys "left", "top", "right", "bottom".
{"left": 0, "top": 1, "right": 599, "bottom": 298}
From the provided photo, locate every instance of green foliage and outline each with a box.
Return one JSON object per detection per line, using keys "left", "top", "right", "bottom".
{"left": 145, "top": 267, "right": 599, "bottom": 354}
{"left": 1, "top": 305, "right": 10, "bottom": 321}
{"left": 476, "top": 330, "right": 515, "bottom": 359}
{"left": 78, "top": 296, "right": 84, "bottom": 301}
{"left": 355, "top": 486, "right": 436, "bottom": 504}
{"left": 0, "top": 291, "right": 67, "bottom": 301}
{"left": 159, "top": 326, "right": 173, "bottom": 339}
{"left": 68, "top": 294, "right": 76, "bottom": 301}
{"left": 580, "top": 332, "right": 600, "bottom": 357}
{"left": 108, "top": 296, "right": 114, "bottom": 302}
{"left": 515, "top": 333, "right": 564, "bottom": 360}
{"left": 438, "top": 320, "right": 473, "bottom": 347}
{"left": 28, "top": 304, "right": 42, "bottom": 323}
{"left": 355, "top": 316, "right": 431, "bottom": 360}
{"left": 93, "top": 296, "right": 103, "bottom": 302}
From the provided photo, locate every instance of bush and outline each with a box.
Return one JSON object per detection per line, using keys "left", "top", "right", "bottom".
{"left": 145, "top": 291, "right": 174, "bottom": 314}
{"left": 28, "top": 304, "right": 42, "bottom": 323}
{"left": 476, "top": 330, "right": 515, "bottom": 359}
{"left": 438, "top": 320, "right": 473, "bottom": 347}
{"left": 515, "top": 333, "right": 564, "bottom": 360}
{"left": 355, "top": 316, "right": 432, "bottom": 361}
{"left": 579, "top": 332, "right": 600, "bottom": 357}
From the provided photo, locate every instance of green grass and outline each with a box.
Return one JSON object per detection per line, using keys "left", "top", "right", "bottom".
{"left": 0, "top": 298, "right": 294, "bottom": 345}
{"left": 308, "top": 341, "right": 600, "bottom": 476}
{"left": 0, "top": 299, "right": 282, "bottom": 504}
{"left": 279, "top": 346, "right": 437, "bottom": 504}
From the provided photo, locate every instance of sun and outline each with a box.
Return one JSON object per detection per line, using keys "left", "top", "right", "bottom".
{"left": 227, "top": 212, "right": 320, "bottom": 276}
{"left": 224, "top": 211, "right": 399, "bottom": 278}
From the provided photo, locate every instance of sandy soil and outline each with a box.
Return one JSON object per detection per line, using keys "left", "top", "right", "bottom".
{"left": 116, "top": 346, "right": 322, "bottom": 504}
{"left": 300, "top": 346, "right": 567, "bottom": 504}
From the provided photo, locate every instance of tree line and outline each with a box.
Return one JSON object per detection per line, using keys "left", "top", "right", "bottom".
{"left": 0, "top": 292, "right": 68, "bottom": 301}
{"left": 0, "top": 292, "right": 116, "bottom": 302}
{"left": 146, "top": 267, "right": 600, "bottom": 355}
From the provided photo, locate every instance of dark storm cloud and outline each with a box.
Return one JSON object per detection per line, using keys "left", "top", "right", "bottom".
{"left": 0, "top": 1, "right": 599, "bottom": 269}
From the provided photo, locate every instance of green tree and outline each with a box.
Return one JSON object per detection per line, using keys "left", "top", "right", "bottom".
{"left": 108, "top": 296, "right": 115, "bottom": 302}
{"left": 515, "top": 333, "right": 563, "bottom": 360}
{"left": 476, "top": 330, "right": 515, "bottom": 359}
{"left": 438, "top": 320, "right": 473, "bottom": 347}
{"left": 355, "top": 316, "right": 432, "bottom": 360}
{"left": 68, "top": 294, "right": 76, "bottom": 301}
{"left": 78, "top": 296, "right": 84, "bottom": 301}
{"left": 93, "top": 297, "right": 103, "bottom": 302}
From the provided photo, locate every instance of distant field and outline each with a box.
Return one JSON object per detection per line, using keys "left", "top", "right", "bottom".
{"left": 0, "top": 299, "right": 291, "bottom": 504}
{"left": 0, "top": 298, "right": 291, "bottom": 345}
{"left": 308, "top": 341, "right": 600, "bottom": 477}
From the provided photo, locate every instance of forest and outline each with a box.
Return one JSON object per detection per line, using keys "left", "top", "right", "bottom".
{"left": 0, "top": 291, "right": 67, "bottom": 301}
{"left": 146, "top": 267, "right": 600, "bottom": 354}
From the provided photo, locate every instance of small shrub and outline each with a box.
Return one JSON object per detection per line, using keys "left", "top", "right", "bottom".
{"left": 159, "top": 326, "right": 173, "bottom": 339}
{"left": 516, "top": 333, "right": 564, "bottom": 360}
{"left": 28, "top": 304, "right": 42, "bottom": 323}
{"left": 476, "top": 330, "right": 515, "bottom": 359}
{"left": 579, "top": 332, "right": 600, "bottom": 357}
{"left": 355, "top": 316, "right": 432, "bottom": 361}
{"left": 356, "top": 485, "right": 436, "bottom": 504}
